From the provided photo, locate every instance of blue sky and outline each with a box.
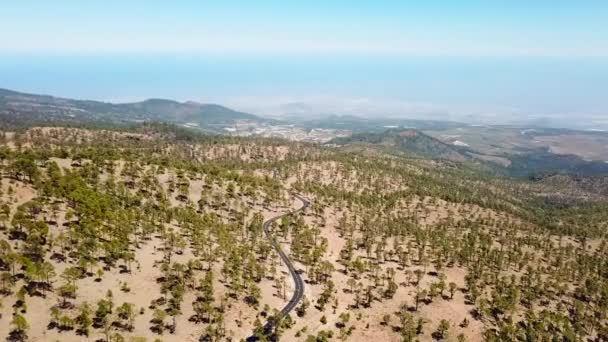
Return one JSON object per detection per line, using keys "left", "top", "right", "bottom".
{"left": 2, "top": 1, "right": 607, "bottom": 56}
{"left": 1, "top": 1, "right": 607, "bottom": 127}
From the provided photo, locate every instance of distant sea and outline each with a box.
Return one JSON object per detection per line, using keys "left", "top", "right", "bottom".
{"left": 1, "top": 54, "right": 606, "bottom": 128}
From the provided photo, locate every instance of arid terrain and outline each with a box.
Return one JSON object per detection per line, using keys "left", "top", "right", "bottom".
{"left": 425, "top": 126, "right": 608, "bottom": 162}
{"left": 3, "top": 0, "right": 608, "bottom": 341}
{"left": 0, "top": 125, "right": 606, "bottom": 342}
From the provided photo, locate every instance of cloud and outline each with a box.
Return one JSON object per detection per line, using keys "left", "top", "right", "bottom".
{"left": 222, "top": 95, "right": 608, "bottom": 130}
{"left": 224, "top": 95, "right": 513, "bottom": 120}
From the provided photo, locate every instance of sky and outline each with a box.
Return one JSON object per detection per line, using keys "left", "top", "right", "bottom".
{"left": 1, "top": 1, "right": 607, "bottom": 127}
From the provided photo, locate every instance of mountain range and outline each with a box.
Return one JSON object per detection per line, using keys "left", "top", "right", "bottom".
{"left": 3, "top": 87, "right": 608, "bottom": 178}
{"left": 0, "top": 88, "right": 271, "bottom": 131}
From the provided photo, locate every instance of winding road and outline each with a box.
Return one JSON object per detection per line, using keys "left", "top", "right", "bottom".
{"left": 251, "top": 194, "right": 309, "bottom": 340}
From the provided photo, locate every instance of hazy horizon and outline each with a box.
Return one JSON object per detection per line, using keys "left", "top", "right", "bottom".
{"left": 1, "top": 1, "right": 607, "bottom": 129}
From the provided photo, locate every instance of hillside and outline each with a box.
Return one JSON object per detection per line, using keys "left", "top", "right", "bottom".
{"left": 532, "top": 173, "right": 608, "bottom": 201}
{"left": 329, "top": 129, "right": 469, "bottom": 161}
{"left": 0, "top": 88, "right": 270, "bottom": 132}
{"left": 0, "top": 125, "right": 606, "bottom": 342}
{"left": 331, "top": 128, "right": 608, "bottom": 178}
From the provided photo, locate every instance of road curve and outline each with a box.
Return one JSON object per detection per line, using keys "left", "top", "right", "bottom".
{"left": 251, "top": 194, "right": 310, "bottom": 340}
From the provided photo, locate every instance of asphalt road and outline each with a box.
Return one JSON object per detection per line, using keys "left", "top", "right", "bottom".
{"left": 250, "top": 194, "right": 310, "bottom": 340}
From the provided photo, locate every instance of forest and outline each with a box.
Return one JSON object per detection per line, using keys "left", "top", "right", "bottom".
{"left": 0, "top": 124, "right": 606, "bottom": 342}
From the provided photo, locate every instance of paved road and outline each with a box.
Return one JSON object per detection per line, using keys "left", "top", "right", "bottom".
{"left": 250, "top": 194, "right": 310, "bottom": 340}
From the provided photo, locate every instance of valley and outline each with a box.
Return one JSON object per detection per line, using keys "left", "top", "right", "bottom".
{"left": 4, "top": 87, "right": 608, "bottom": 180}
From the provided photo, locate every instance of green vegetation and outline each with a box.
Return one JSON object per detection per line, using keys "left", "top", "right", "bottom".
{"left": 0, "top": 88, "right": 276, "bottom": 132}
{"left": 329, "top": 128, "right": 468, "bottom": 161}
{"left": 0, "top": 124, "right": 605, "bottom": 341}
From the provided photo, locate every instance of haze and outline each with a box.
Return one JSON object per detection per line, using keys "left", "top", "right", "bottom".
{"left": 1, "top": 1, "right": 607, "bottom": 129}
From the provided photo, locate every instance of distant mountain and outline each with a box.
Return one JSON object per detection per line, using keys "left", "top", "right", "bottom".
{"left": 0, "top": 88, "right": 271, "bottom": 131}
{"left": 329, "top": 128, "right": 469, "bottom": 161}
{"left": 295, "top": 114, "right": 465, "bottom": 133}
